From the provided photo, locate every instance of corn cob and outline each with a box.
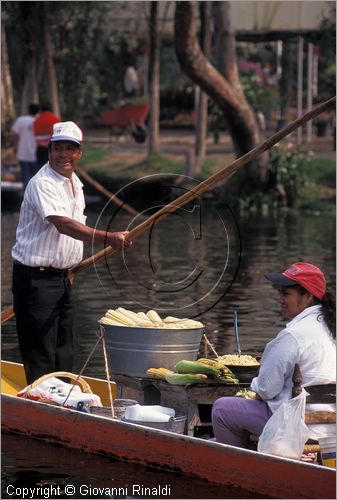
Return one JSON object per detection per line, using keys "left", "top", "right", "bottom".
{"left": 166, "top": 321, "right": 187, "bottom": 329}
{"left": 146, "top": 367, "right": 174, "bottom": 379}
{"left": 197, "top": 358, "right": 223, "bottom": 368}
{"left": 165, "top": 373, "right": 208, "bottom": 385}
{"left": 180, "top": 319, "right": 204, "bottom": 328}
{"left": 163, "top": 316, "right": 181, "bottom": 324}
{"left": 146, "top": 310, "right": 162, "bottom": 323}
{"left": 217, "top": 373, "right": 239, "bottom": 384}
{"left": 105, "top": 309, "right": 137, "bottom": 326}
{"left": 101, "top": 309, "right": 203, "bottom": 329}
{"left": 203, "top": 377, "right": 239, "bottom": 385}
{"left": 197, "top": 358, "right": 236, "bottom": 377}
{"left": 117, "top": 307, "right": 153, "bottom": 326}
{"left": 137, "top": 311, "right": 151, "bottom": 321}
{"left": 99, "top": 316, "right": 124, "bottom": 326}
{"left": 175, "top": 360, "right": 220, "bottom": 378}
{"left": 163, "top": 317, "right": 203, "bottom": 329}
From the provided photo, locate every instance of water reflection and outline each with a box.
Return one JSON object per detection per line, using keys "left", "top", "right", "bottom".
{"left": 1, "top": 204, "right": 335, "bottom": 495}
{"left": 1, "top": 206, "right": 335, "bottom": 377}
{"left": 2, "top": 433, "right": 269, "bottom": 499}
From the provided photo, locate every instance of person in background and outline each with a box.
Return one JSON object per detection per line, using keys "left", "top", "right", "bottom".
{"left": 212, "top": 262, "right": 336, "bottom": 448}
{"left": 11, "top": 103, "right": 40, "bottom": 187}
{"left": 33, "top": 101, "right": 60, "bottom": 169}
{"left": 12, "top": 121, "right": 132, "bottom": 385}
{"left": 123, "top": 65, "right": 139, "bottom": 98}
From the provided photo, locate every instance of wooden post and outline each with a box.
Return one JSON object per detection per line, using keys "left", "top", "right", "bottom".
{"left": 297, "top": 36, "right": 304, "bottom": 146}
{"left": 306, "top": 42, "right": 314, "bottom": 143}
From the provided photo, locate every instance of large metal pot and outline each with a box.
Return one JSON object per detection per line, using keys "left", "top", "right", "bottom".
{"left": 100, "top": 324, "right": 204, "bottom": 377}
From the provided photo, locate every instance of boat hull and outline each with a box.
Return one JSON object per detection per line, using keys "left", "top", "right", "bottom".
{"left": 2, "top": 393, "right": 335, "bottom": 499}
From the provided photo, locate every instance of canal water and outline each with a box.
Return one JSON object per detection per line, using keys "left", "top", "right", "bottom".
{"left": 1, "top": 196, "right": 335, "bottom": 499}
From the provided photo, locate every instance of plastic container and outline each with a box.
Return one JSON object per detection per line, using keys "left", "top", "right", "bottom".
{"left": 318, "top": 436, "right": 336, "bottom": 468}
{"left": 100, "top": 324, "right": 204, "bottom": 377}
{"left": 122, "top": 412, "right": 187, "bottom": 434}
{"left": 124, "top": 404, "right": 175, "bottom": 422}
{"left": 90, "top": 399, "right": 138, "bottom": 420}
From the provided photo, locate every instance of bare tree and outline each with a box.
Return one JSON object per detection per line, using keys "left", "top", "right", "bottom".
{"left": 1, "top": 17, "right": 15, "bottom": 133}
{"left": 193, "top": 1, "right": 212, "bottom": 174}
{"left": 147, "top": 1, "right": 160, "bottom": 154}
{"left": 175, "top": 1, "right": 268, "bottom": 189}
{"left": 43, "top": 3, "right": 60, "bottom": 116}
{"left": 20, "top": 57, "right": 39, "bottom": 115}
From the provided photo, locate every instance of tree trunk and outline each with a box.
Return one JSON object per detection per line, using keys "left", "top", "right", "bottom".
{"left": 279, "top": 39, "right": 292, "bottom": 120}
{"left": 175, "top": 1, "right": 268, "bottom": 190}
{"left": 194, "top": 2, "right": 211, "bottom": 174}
{"left": 20, "top": 56, "right": 39, "bottom": 115}
{"left": 147, "top": 1, "right": 160, "bottom": 155}
{"left": 1, "top": 21, "right": 15, "bottom": 133}
{"left": 43, "top": 3, "right": 60, "bottom": 117}
{"left": 212, "top": 2, "right": 246, "bottom": 98}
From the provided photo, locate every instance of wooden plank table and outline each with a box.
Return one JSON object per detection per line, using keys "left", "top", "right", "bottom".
{"left": 112, "top": 373, "right": 249, "bottom": 436}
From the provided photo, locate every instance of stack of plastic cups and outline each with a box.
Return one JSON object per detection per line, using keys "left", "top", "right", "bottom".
{"left": 318, "top": 436, "right": 336, "bottom": 468}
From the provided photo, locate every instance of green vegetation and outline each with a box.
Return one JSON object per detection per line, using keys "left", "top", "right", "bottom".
{"left": 240, "top": 71, "right": 280, "bottom": 115}
{"left": 299, "top": 157, "right": 335, "bottom": 186}
{"left": 310, "top": 9, "right": 336, "bottom": 100}
{"left": 81, "top": 148, "right": 218, "bottom": 180}
{"left": 80, "top": 147, "right": 110, "bottom": 166}
{"left": 297, "top": 157, "right": 336, "bottom": 212}
{"left": 267, "top": 146, "right": 335, "bottom": 212}
{"left": 80, "top": 145, "right": 335, "bottom": 213}
{"left": 123, "top": 155, "right": 183, "bottom": 176}
{"left": 81, "top": 152, "right": 186, "bottom": 194}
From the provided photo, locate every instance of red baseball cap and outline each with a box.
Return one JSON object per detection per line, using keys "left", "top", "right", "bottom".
{"left": 265, "top": 262, "right": 326, "bottom": 300}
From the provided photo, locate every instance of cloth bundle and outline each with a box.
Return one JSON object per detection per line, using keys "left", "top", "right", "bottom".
{"left": 17, "top": 376, "right": 102, "bottom": 409}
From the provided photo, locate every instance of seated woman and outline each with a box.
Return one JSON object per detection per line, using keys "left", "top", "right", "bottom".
{"left": 212, "top": 262, "right": 336, "bottom": 448}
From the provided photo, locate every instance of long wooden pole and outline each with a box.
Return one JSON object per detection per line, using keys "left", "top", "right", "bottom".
{"left": 75, "top": 166, "right": 140, "bottom": 217}
{"left": 2, "top": 96, "right": 335, "bottom": 324}
{"left": 70, "top": 96, "right": 336, "bottom": 276}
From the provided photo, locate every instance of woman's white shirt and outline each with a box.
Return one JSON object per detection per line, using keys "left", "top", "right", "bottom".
{"left": 250, "top": 305, "right": 336, "bottom": 438}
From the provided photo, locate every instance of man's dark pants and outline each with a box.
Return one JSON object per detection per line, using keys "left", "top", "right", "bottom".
{"left": 12, "top": 263, "right": 74, "bottom": 384}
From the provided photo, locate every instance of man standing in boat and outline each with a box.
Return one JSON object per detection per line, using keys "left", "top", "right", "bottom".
{"left": 12, "top": 121, "right": 131, "bottom": 384}
{"left": 33, "top": 101, "right": 60, "bottom": 169}
{"left": 212, "top": 262, "right": 336, "bottom": 448}
{"left": 11, "top": 103, "right": 40, "bottom": 187}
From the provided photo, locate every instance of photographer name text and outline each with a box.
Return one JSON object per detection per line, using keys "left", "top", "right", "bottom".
{"left": 6, "top": 483, "right": 171, "bottom": 498}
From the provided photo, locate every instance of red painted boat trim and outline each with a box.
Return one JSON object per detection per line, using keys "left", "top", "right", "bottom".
{"left": 2, "top": 394, "right": 335, "bottom": 499}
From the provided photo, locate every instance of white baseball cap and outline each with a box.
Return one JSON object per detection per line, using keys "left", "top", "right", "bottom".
{"left": 50, "top": 121, "right": 83, "bottom": 145}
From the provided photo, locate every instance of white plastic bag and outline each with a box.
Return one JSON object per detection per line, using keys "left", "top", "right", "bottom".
{"left": 258, "top": 391, "right": 309, "bottom": 459}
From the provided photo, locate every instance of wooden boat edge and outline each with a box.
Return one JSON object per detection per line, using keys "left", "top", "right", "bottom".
{"left": 2, "top": 391, "right": 335, "bottom": 499}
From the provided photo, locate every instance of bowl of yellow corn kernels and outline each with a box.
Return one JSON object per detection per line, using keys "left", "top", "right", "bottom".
{"left": 217, "top": 354, "right": 260, "bottom": 383}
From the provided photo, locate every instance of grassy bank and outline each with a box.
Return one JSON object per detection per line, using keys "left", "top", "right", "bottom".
{"left": 297, "top": 157, "right": 335, "bottom": 212}
{"left": 80, "top": 145, "right": 335, "bottom": 212}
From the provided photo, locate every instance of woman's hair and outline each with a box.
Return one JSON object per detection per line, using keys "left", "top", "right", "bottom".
{"left": 320, "top": 289, "right": 336, "bottom": 339}
{"left": 295, "top": 285, "right": 336, "bottom": 339}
